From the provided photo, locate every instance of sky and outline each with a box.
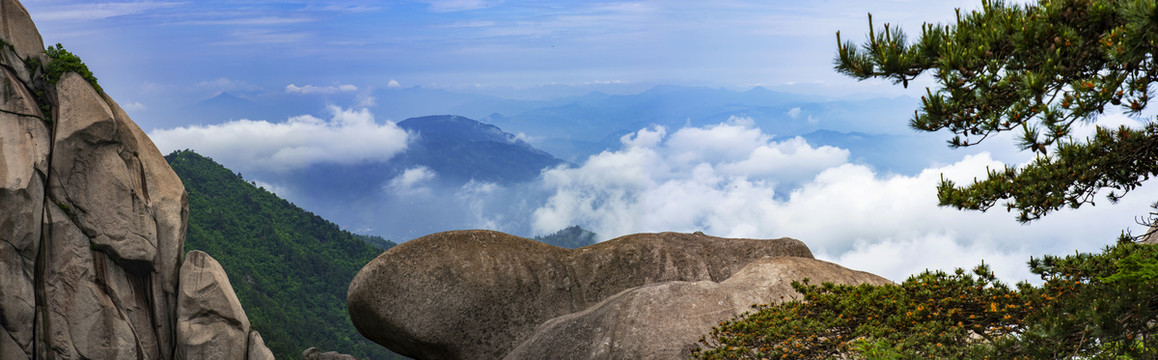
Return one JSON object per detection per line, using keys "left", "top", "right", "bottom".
{"left": 23, "top": 0, "right": 1158, "bottom": 283}
{"left": 24, "top": 0, "right": 993, "bottom": 120}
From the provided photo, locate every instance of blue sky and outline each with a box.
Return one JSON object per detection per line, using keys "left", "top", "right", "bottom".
{"left": 25, "top": 0, "right": 985, "bottom": 121}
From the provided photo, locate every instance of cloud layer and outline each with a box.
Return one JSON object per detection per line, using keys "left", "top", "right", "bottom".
{"left": 532, "top": 119, "right": 1157, "bottom": 283}
{"left": 285, "top": 83, "right": 359, "bottom": 94}
{"left": 150, "top": 106, "right": 409, "bottom": 173}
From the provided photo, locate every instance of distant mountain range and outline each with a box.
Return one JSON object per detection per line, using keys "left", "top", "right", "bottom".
{"left": 214, "top": 113, "right": 581, "bottom": 245}
{"left": 262, "top": 114, "right": 565, "bottom": 204}
{"left": 533, "top": 225, "right": 598, "bottom": 249}
{"left": 166, "top": 85, "right": 921, "bottom": 165}
{"left": 480, "top": 86, "right": 919, "bottom": 162}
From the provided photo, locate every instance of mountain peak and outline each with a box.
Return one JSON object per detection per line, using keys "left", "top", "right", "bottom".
{"left": 399, "top": 114, "right": 517, "bottom": 145}
{"left": 391, "top": 114, "right": 565, "bottom": 184}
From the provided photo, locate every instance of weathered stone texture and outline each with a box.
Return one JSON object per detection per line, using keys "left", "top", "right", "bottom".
{"left": 247, "top": 331, "right": 276, "bottom": 360}
{"left": 505, "top": 257, "right": 892, "bottom": 360}
{"left": 177, "top": 250, "right": 251, "bottom": 360}
{"left": 0, "top": 65, "right": 46, "bottom": 360}
{"left": 348, "top": 229, "right": 877, "bottom": 360}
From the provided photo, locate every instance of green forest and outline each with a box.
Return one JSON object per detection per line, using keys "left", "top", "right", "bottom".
{"left": 166, "top": 150, "right": 405, "bottom": 360}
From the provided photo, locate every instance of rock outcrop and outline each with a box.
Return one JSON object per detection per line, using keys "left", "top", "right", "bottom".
{"left": 505, "top": 256, "right": 891, "bottom": 360}
{"left": 177, "top": 250, "right": 253, "bottom": 359}
{"left": 248, "top": 332, "right": 277, "bottom": 360}
{"left": 0, "top": 1, "right": 272, "bottom": 358}
{"left": 302, "top": 347, "right": 359, "bottom": 360}
{"left": 348, "top": 229, "right": 886, "bottom": 359}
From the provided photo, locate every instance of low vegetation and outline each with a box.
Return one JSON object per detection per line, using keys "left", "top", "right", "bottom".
{"left": 694, "top": 236, "right": 1158, "bottom": 359}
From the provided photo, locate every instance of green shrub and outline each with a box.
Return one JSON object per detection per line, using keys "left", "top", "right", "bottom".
{"left": 694, "top": 239, "right": 1158, "bottom": 359}
{"left": 43, "top": 43, "right": 101, "bottom": 93}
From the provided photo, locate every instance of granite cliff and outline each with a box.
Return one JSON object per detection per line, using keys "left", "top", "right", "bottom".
{"left": 0, "top": 0, "right": 270, "bottom": 358}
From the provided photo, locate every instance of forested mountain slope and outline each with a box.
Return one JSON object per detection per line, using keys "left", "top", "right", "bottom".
{"left": 166, "top": 150, "right": 403, "bottom": 360}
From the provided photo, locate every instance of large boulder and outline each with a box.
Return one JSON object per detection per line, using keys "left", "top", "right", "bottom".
{"left": 504, "top": 256, "right": 892, "bottom": 359}
{"left": 347, "top": 230, "right": 821, "bottom": 359}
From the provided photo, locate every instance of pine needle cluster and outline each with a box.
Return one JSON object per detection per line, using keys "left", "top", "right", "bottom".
{"left": 836, "top": 0, "right": 1158, "bottom": 222}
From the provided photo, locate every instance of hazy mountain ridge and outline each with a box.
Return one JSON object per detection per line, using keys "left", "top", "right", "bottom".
{"left": 394, "top": 115, "right": 567, "bottom": 184}
{"left": 532, "top": 225, "right": 599, "bottom": 249}
{"left": 241, "top": 114, "right": 566, "bottom": 239}
{"left": 166, "top": 85, "right": 918, "bottom": 150}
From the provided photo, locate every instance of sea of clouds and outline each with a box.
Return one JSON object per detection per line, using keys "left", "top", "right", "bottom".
{"left": 150, "top": 107, "right": 1158, "bottom": 284}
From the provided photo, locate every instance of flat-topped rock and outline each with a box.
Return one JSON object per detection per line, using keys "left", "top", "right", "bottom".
{"left": 347, "top": 229, "right": 815, "bottom": 360}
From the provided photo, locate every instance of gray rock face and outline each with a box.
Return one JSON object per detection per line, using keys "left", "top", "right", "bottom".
{"left": 0, "top": 1, "right": 273, "bottom": 359}
{"left": 248, "top": 332, "right": 277, "bottom": 360}
{"left": 177, "top": 250, "right": 252, "bottom": 360}
{"left": 303, "top": 347, "right": 359, "bottom": 360}
{"left": 0, "top": 0, "right": 44, "bottom": 61}
{"left": 348, "top": 229, "right": 832, "bottom": 360}
{"left": 0, "top": 64, "right": 46, "bottom": 360}
{"left": 504, "top": 257, "right": 892, "bottom": 360}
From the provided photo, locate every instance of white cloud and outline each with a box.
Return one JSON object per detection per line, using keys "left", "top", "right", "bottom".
{"left": 823, "top": 234, "right": 1037, "bottom": 284}
{"left": 285, "top": 83, "right": 359, "bottom": 94}
{"left": 252, "top": 179, "right": 291, "bottom": 198}
{"left": 302, "top": 4, "right": 383, "bottom": 13}
{"left": 387, "top": 166, "right": 437, "bottom": 195}
{"left": 212, "top": 29, "right": 312, "bottom": 46}
{"left": 356, "top": 91, "right": 377, "bottom": 107}
{"left": 457, "top": 180, "right": 504, "bottom": 230}
{"left": 533, "top": 120, "right": 848, "bottom": 238}
{"left": 32, "top": 2, "right": 185, "bottom": 21}
{"left": 718, "top": 137, "right": 847, "bottom": 180}
{"left": 121, "top": 101, "right": 147, "bottom": 111}
{"left": 149, "top": 106, "right": 410, "bottom": 173}
{"left": 1066, "top": 111, "right": 1150, "bottom": 141}
{"left": 421, "top": 0, "right": 500, "bottom": 12}
{"left": 513, "top": 132, "right": 537, "bottom": 143}
{"left": 387, "top": 79, "right": 403, "bottom": 89}
{"left": 786, "top": 107, "right": 802, "bottom": 119}
{"left": 532, "top": 120, "right": 1156, "bottom": 283}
